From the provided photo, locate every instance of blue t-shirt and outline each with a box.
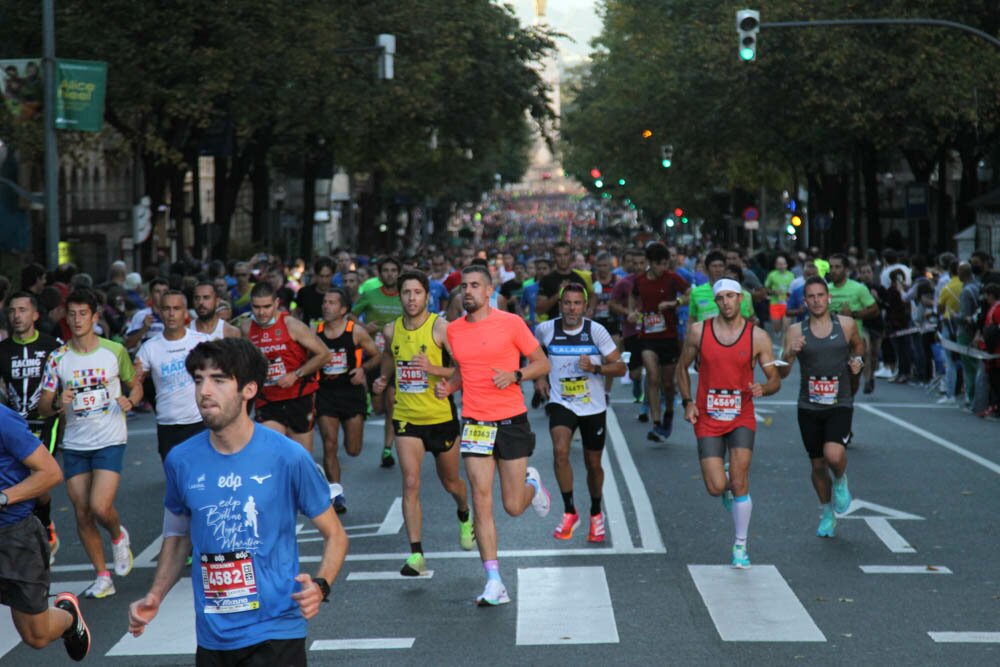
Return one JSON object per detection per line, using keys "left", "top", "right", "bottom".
{"left": 522, "top": 282, "right": 541, "bottom": 326}
{"left": 0, "top": 404, "right": 43, "bottom": 526}
{"left": 428, "top": 279, "right": 449, "bottom": 314}
{"left": 786, "top": 284, "right": 807, "bottom": 323}
{"left": 163, "top": 425, "right": 330, "bottom": 650}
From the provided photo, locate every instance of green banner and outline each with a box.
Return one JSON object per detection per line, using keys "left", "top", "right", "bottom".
{"left": 55, "top": 58, "right": 107, "bottom": 132}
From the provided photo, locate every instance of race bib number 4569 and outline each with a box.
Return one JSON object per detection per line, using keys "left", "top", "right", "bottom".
{"left": 706, "top": 389, "right": 741, "bottom": 422}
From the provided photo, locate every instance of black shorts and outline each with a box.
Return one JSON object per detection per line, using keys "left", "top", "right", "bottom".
{"left": 623, "top": 336, "right": 644, "bottom": 371}
{"left": 393, "top": 419, "right": 460, "bottom": 456}
{"left": 546, "top": 403, "right": 607, "bottom": 451}
{"left": 460, "top": 412, "right": 536, "bottom": 460}
{"left": 196, "top": 637, "right": 306, "bottom": 667}
{"left": 316, "top": 382, "right": 367, "bottom": 421}
{"left": 797, "top": 407, "right": 853, "bottom": 459}
{"left": 641, "top": 337, "right": 681, "bottom": 365}
{"left": 255, "top": 393, "right": 315, "bottom": 434}
{"left": 697, "top": 427, "right": 755, "bottom": 459}
{"left": 595, "top": 317, "right": 621, "bottom": 337}
{"left": 0, "top": 516, "right": 50, "bottom": 614}
{"left": 157, "top": 422, "right": 206, "bottom": 462}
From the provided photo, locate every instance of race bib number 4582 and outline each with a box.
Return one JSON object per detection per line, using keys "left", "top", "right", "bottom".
{"left": 201, "top": 551, "right": 260, "bottom": 614}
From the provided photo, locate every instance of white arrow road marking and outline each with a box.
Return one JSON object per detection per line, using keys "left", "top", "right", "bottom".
{"left": 837, "top": 498, "right": 923, "bottom": 553}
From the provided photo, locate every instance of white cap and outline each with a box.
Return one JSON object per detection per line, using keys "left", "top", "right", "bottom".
{"left": 712, "top": 278, "right": 743, "bottom": 296}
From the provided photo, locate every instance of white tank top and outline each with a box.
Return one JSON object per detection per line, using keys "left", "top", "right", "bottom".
{"left": 189, "top": 318, "right": 226, "bottom": 341}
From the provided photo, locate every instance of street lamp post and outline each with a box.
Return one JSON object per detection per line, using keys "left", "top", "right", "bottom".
{"left": 43, "top": 0, "right": 59, "bottom": 268}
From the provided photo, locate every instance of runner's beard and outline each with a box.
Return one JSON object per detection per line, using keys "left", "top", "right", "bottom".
{"left": 200, "top": 397, "right": 244, "bottom": 431}
{"left": 196, "top": 307, "right": 215, "bottom": 322}
{"left": 463, "top": 296, "right": 485, "bottom": 314}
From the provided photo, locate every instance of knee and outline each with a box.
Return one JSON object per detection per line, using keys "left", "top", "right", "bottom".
{"left": 403, "top": 474, "right": 420, "bottom": 496}
{"left": 729, "top": 479, "right": 749, "bottom": 496}
{"left": 704, "top": 481, "right": 725, "bottom": 497}
{"left": 552, "top": 449, "right": 570, "bottom": 466}
{"left": 344, "top": 441, "right": 362, "bottom": 457}
{"left": 92, "top": 504, "right": 115, "bottom": 525}
{"left": 502, "top": 498, "right": 526, "bottom": 517}
{"left": 472, "top": 489, "right": 493, "bottom": 509}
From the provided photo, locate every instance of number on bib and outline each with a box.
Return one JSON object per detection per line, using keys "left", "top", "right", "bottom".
{"left": 559, "top": 376, "right": 591, "bottom": 404}
{"left": 201, "top": 551, "right": 260, "bottom": 614}
{"left": 323, "top": 351, "right": 349, "bottom": 376}
{"left": 459, "top": 422, "right": 498, "bottom": 456}
{"left": 643, "top": 312, "right": 665, "bottom": 334}
{"left": 72, "top": 386, "right": 110, "bottom": 416}
{"left": 706, "top": 389, "right": 741, "bottom": 421}
{"left": 808, "top": 376, "right": 839, "bottom": 405}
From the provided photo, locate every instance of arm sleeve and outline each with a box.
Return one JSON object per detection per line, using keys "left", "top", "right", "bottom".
{"left": 162, "top": 508, "right": 191, "bottom": 537}
{"left": 162, "top": 457, "right": 190, "bottom": 517}
{"left": 593, "top": 323, "right": 617, "bottom": 357}
{"left": 513, "top": 317, "right": 542, "bottom": 357}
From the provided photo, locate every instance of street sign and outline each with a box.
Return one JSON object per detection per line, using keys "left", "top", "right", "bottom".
{"left": 742, "top": 206, "right": 759, "bottom": 221}
{"left": 744, "top": 219, "right": 759, "bottom": 230}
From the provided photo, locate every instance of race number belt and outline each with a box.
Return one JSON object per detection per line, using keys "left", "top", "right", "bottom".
{"left": 323, "top": 351, "right": 348, "bottom": 376}
{"left": 73, "top": 385, "right": 110, "bottom": 416}
{"left": 201, "top": 550, "right": 260, "bottom": 614}
{"left": 265, "top": 358, "right": 287, "bottom": 386}
{"left": 559, "top": 376, "right": 591, "bottom": 404}
{"left": 808, "top": 376, "right": 839, "bottom": 405}
{"left": 643, "top": 312, "right": 665, "bottom": 334}
{"left": 459, "top": 421, "right": 498, "bottom": 456}
{"left": 396, "top": 361, "right": 429, "bottom": 393}
{"left": 706, "top": 389, "right": 741, "bottom": 421}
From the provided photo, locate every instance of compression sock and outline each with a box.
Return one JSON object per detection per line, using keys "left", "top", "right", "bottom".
{"left": 97, "top": 569, "right": 111, "bottom": 579}
{"left": 632, "top": 376, "right": 643, "bottom": 401}
{"left": 457, "top": 508, "right": 470, "bottom": 523}
{"left": 732, "top": 495, "right": 752, "bottom": 547}
{"left": 410, "top": 541, "right": 423, "bottom": 555}
{"left": 484, "top": 559, "right": 501, "bottom": 582}
{"left": 590, "top": 496, "right": 602, "bottom": 516}
{"left": 562, "top": 491, "right": 575, "bottom": 515}
{"left": 112, "top": 531, "right": 126, "bottom": 545}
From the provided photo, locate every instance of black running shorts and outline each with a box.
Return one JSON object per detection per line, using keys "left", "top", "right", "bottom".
{"left": 0, "top": 516, "right": 50, "bottom": 614}
{"left": 641, "top": 338, "right": 681, "bottom": 366}
{"left": 316, "top": 383, "right": 367, "bottom": 421}
{"left": 797, "top": 407, "right": 853, "bottom": 459}
{"left": 460, "top": 412, "right": 535, "bottom": 460}
{"left": 546, "top": 403, "right": 607, "bottom": 451}
{"left": 255, "top": 393, "right": 316, "bottom": 434}
{"left": 697, "top": 427, "right": 755, "bottom": 460}
{"left": 393, "top": 419, "right": 460, "bottom": 456}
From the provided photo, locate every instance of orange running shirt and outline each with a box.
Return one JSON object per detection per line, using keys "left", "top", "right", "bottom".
{"left": 447, "top": 308, "right": 540, "bottom": 421}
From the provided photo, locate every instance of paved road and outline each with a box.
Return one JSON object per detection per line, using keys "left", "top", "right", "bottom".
{"left": 2, "top": 364, "right": 998, "bottom": 665}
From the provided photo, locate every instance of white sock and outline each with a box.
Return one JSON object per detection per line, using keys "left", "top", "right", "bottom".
{"left": 732, "top": 495, "right": 752, "bottom": 547}
{"left": 329, "top": 483, "right": 343, "bottom": 498}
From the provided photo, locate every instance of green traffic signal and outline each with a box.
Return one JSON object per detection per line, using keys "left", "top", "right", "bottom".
{"left": 618, "top": 178, "right": 626, "bottom": 186}
{"left": 594, "top": 179, "right": 604, "bottom": 188}
{"left": 740, "top": 47, "right": 755, "bottom": 61}
{"left": 661, "top": 159, "right": 672, "bottom": 168}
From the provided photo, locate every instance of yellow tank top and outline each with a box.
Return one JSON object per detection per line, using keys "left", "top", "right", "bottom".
{"left": 391, "top": 313, "right": 452, "bottom": 425}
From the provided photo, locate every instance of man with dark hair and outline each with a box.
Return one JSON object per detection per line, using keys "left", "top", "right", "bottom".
{"left": 537, "top": 241, "right": 595, "bottom": 320}
{"left": 20, "top": 264, "right": 47, "bottom": 295}
{"left": 124, "top": 277, "right": 170, "bottom": 350}
{"left": 190, "top": 281, "right": 241, "bottom": 340}
{"left": 609, "top": 249, "right": 646, "bottom": 412}
{"left": 128, "top": 338, "right": 348, "bottom": 665}
{"left": 240, "top": 283, "right": 329, "bottom": 452}
{"left": 331, "top": 249, "right": 353, "bottom": 288}
{"left": 39, "top": 289, "right": 142, "bottom": 599}
{"left": 295, "top": 257, "right": 335, "bottom": 326}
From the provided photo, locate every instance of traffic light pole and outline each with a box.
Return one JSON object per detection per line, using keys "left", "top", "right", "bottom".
{"left": 43, "top": 0, "right": 59, "bottom": 268}
{"left": 760, "top": 18, "right": 1000, "bottom": 50}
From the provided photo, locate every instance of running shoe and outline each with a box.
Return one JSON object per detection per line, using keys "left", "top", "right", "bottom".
{"left": 731, "top": 544, "right": 751, "bottom": 569}
{"left": 863, "top": 378, "right": 875, "bottom": 394}
{"left": 380, "top": 447, "right": 395, "bottom": 468}
{"left": 459, "top": 516, "right": 475, "bottom": 550}
{"left": 48, "top": 521, "right": 60, "bottom": 565}
{"left": 588, "top": 512, "right": 607, "bottom": 543}
{"left": 476, "top": 579, "right": 511, "bottom": 606}
{"left": 935, "top": 395, "right": 956, "bottom": 405}
{"left": 553, "top": 512, "right": 581, "bottom": 540}
{"left": 400, "top": 552, "right": 428, "bottom": 577}
{"left": 54, "top": 592, "right": 91, "bottom": 661}
{"left": 721, "top": 490, "right": 734, "bottom": 513}
{"left": 83, "top": 574, "right": 115, "bottom": 599}
{"left": 333, "top": 494, "right": 347, "bottom": 514}
{"left": 112, "top": 526, "right": 133, "bottom": 577}
{"left": 833, "top": 475, "right": 852, "bottom": 514}
{"left": 637, "top": 412, "right": 649, "bottom": 423}
{"left": 658, "top": 417, "right": 673, "bottom": 440}
{"left": 817, "top": 507, "right": 836, "bottom": 538}
{"left": 525, "top": 466, "right": 551, "bottom": 517}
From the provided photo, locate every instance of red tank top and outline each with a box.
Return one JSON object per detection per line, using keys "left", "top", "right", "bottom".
{"left": 248, "top": 312, "right": 318, "bottom": 404}
{"left": 694, "top": 318, "right": 756, "bottom": 438}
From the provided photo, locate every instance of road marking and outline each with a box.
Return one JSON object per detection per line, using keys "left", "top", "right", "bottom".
{"left": 756, "top": 400, "right": 953, "bottom": 409}
{"left": 861, "top": 518, "right": 915, "bottom": 553}
{"left": 300, "top": 547, "right": 619, "bottom": 564}
{"left": 376, "top": 497, "right": 404, "bottom": 536}
{"left": 858, "top": 404, "right": 1000, "bottom": 475}
{"left": 347, "top": 570, "right": 434, "bottom": 581}
{"left": 516, "top": 567, "right": 619, "bottom": 645}
{"left": 860, "top": 565, "right": 952, "bottom": 574}
{"left": 107, "top": 578, "right": 196, "bottom": 656}
{"left": 134, "top": 534, "right": 163, "bottom": 567}
{"left": 928, "top": 632, "right": 1000, "bottom": 643}
{"left": 606, "top": 407, "right": 666, "bottom": 553}
{"left": 600, "top": 441, "right": 636, "bottom": 552}
{"left": 311, "top": 638, "right": 414, "bottom": 650}
{"left": 688, "top": 565, "right": 826, "bottom": 642}
{"left": 0, "top": 581, "right": 91, "bottom": 659}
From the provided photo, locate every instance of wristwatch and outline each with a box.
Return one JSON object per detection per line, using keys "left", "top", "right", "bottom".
{"left": 0, "top": 491, "right": 8, "bottom": 511}
{"left": 312, "top": 577, "right": 331, "bottom": 602}
{"left": 681, "top": 398, "right": 692, "bottom": 408}
{"left": 294, "top": 368, "right": 304, "bottom": 379}
{"left": 514, "top": 370, "right": 523, "bottom": 382}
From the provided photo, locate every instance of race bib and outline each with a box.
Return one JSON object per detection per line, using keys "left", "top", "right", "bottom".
{"left": 375, "top": 332, "right": 386, "bottom": 353}
{"left": 201, "top": 550, "right": 260, "bottom": 614}
{"left": 706, "top": 389, "right": 741, "bottom": 421}
{"left": 808, "top": 376, "right": 839, "bottom": 405}
{"left": 595, "top": 302, "right": 611, "bottom": 319}
{"left": 460, "top": 422, "right": 498, "bottom": 456}
{"left": 396, "top": 361, "right": 429, "bottom": 393}
{"left": 559, "top": 376, "right": 591, "bottom": 404}
{"left": 265, "top": 358, "right": 287, "bottom": 386}
{"left": 323, "top": 351, "right": 348, "bottom": 376}
{"left": 644, "top": 312, "right": 665, "bottom": 334}
{"left": 73, "top": 386, "right": 110, "bottom": 416}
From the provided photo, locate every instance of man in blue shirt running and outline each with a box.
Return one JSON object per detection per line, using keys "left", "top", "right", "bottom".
{"left": 128, "top": 338, "right": 348, "bottom": 665}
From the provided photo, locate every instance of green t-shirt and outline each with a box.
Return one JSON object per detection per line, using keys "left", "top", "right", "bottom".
{"left": 827, "top": 278, "right": 875, "bottom": 335}
{"left": 764, "top": 270, "right": 794, "bottom": 304}
{"left": 358, "top": 277, "right": 382, "bottom": 295}
{"left": 351, "top": 286, "right": 402, "bottom": 328}
{"left": 688, "top": 283, "right": 755, "bottom": 322}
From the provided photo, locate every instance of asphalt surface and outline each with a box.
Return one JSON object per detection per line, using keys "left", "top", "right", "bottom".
{"left": 2, "top": 362, "right": 998, "bottom": 666}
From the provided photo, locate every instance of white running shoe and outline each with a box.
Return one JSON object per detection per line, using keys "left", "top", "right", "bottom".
{"left": 83, "top": 574, "right": 115, "bottom": 599}
{"left": 112, "top": 526, "right": 133, "bottom": 577}
{"left": 525, "top": 467, "right": 551, "bottom": 517}
{"left": 476, "top": 579, "right": 511, "bottom": 606}
{"left": 328, "top": 482, "right": 344, "bottom": 500}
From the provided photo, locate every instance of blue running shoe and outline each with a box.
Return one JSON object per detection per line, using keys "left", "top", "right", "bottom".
{"left": 651, "top": 423, "right": 671, "bottom": 440}
{"left": 722, "top": 490, "right": 733, "bottom": 513}
{"left": 333, "top": 494, "right": 347, "bottom": 514}
{"left": 817, "top": 507, "right": 836, "bottom": 538}
{"left": 833, "top": 475, "right": 852, "bottom": 514}
{"left": 731, "top": 544, "right": 751, "bottom": 569}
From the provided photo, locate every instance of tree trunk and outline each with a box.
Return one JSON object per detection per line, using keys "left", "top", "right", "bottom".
{"left": 168, "top": 166, "right": 186, "bottom": 266}
{"left": 191, "top": 153, "right": 203, "bottom": 260}
{"left": 860, "top": 141, "right": 881, "bottom": 252}
{"left": 302, "top": 147, "right": 317, "bottom": 262}
{"left": 251, "top": 150, "right": 270, "bottom": 249}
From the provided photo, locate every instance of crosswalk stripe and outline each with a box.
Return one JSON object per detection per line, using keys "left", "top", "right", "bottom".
{"left": 106, "top": 578, "right": 196, "bottom": 656}
{"left": 516, "top": 566, "right": 619, "bottom": 645}
{"left": 688, "top": 565, "right": 826, "bottom": 642}
{"left": 311, "top": 638, "right": 415, "bottom": 650}
{"left": 347, "top": 570, "right": 434, "bottom": 581}
{"left": 928, "top": 632, "right": 1000, "bottom": 643}
{"left": 0, "top": 581, "right": 93, "bottom": 659}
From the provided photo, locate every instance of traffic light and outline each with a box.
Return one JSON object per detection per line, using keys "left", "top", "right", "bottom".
{"left": 660, "top": 144, "right": 673, "bottom": 168}
{"left": 618, "top": 178, "right": 626, "bottom": 186}
{"left": 590, "top": 168, "right": 602, "bottom": 179}
{"left": 674, "top": 207, "right": 683, "bottom": 217}
{"left": 791, "top": 215, "right": 802, "bottom": 227}
{"left": 786, "top": 224, "right": 795, "bottom": 235}
{"left": 594, "top": 179, "right": 604, "bottom": 188}
{"left": 642, "top": 129, "right": 653, "bottom": 139}
{"left": 736, "top": 10, "right": 760, "bottom": 62}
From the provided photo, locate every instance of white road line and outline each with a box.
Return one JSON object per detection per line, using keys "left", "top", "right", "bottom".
{"left": 0, "top": 581, "right": 92, "bottom": 659}
{"left": 107, "top": 578, "right": 196, "bottom": 656}
{"left": 311, "top": 638, "right": 415, "bottom": 650}
{"left": 134, "top": 534, "right": 163, "bottom": 567}
{"left": 688, "top": 565, "right": 826, "bottom": 642}
{"left": 860, "top": 565, "right": 952, "bottom": 574}
{"left": 858, "top": 404, "right": 1000, "bottom": 475}
{"left": 516, "top": 567, "right": 619, "bottom": 645}
{"left": 347, "top": 570, "right": 434, "bottom": 581}
{"left": 928, "top": 632, "right": 1000, "bottom": 643}
{"left": 862, "top": 517, "right": 916, "bottom": 553}
{"left": 606, "top": 407, "right": 666, "bottom": 553}
{"left": 755, "top": 400, "right": 953, "bottom": 409}
{"left": 600, "top": 441, "right": 636, "bottom": 552}
{"left": 301, "top": 546, "right": 622, "bottom": 563}
{"left": 375, "top": 497, "right": 404, "bottom": 536}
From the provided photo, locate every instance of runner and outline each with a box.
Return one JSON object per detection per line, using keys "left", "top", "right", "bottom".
{"left": 38, "top": 288, "right": 141, "bottom": 598}
{"left": 0, "top": 404, "right": 91, "bottom": 661}
{"left": 0, "top": 291, "right": 63, "bottom": 561}
{"left": 191, "top": 281, "right": 241, "bottom": 340}
{"left": 536, "top": 241, "right": 595, "bottom": 320}
{"left": 294, "top": 257, "right": 335, "bottom": 326}
{"left": 590, "top": 251, "right": 622, "bottom": 396}
{"left": 352, "top": 257, "right": 404, "bottom": 468}
{"left": 123, "top": 277, "right": 169, "bottom": 350}
{"left": 764, "top": 254, "right": 794, "bottom": 337}
{"left": 675, "top": 279, "right": 781, "bottom": 569}
{"left": 534, "top": 284, "right": 625, "bottom": 542}
{"left": 777, "top": 276, "right": 862, "bottom": 537}
{"left": 687, "top": 251, "right": 755, "bottom": 324}
{"left": 372, "top": 271, "right": 475, "bottom": 577}
{"left": 127, "top": 338, "right": 348, "bottom": 665}
{"left": 436, "top": 264, "right": 552, "bottom": 606}
{"left": 826, "top": 253, "right": 878, "bottom": 395}
{"left": 608, "top": 248, "right": 646, "bottom": 415}
{"left": 628, "top": 242, "right": 689, "bottom": 442}
{"left": 135, "top": 291, "right": 209, "bottom": 462}
{"left": 315, "top": 288, "right": 381, "bottom": 514}
{"left": 241, "top": 282, "right": 328, "bottom": 452}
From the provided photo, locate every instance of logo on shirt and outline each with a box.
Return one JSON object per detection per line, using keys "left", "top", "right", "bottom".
{"left": 250, "top": 474, "right": 271, "bottom": 485}
{"left": 188, "top": 473, "right": 207, "bottom": 491}
{"left": 218, "top": 473, "right": 243, "bottom": 490}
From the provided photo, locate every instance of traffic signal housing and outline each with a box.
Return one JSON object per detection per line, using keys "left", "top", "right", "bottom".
{"left": 736, "top": 10, "right": 760, "bottom": 61}
{"left": 660, "top": 144, "right": 673, "bottom": 168}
